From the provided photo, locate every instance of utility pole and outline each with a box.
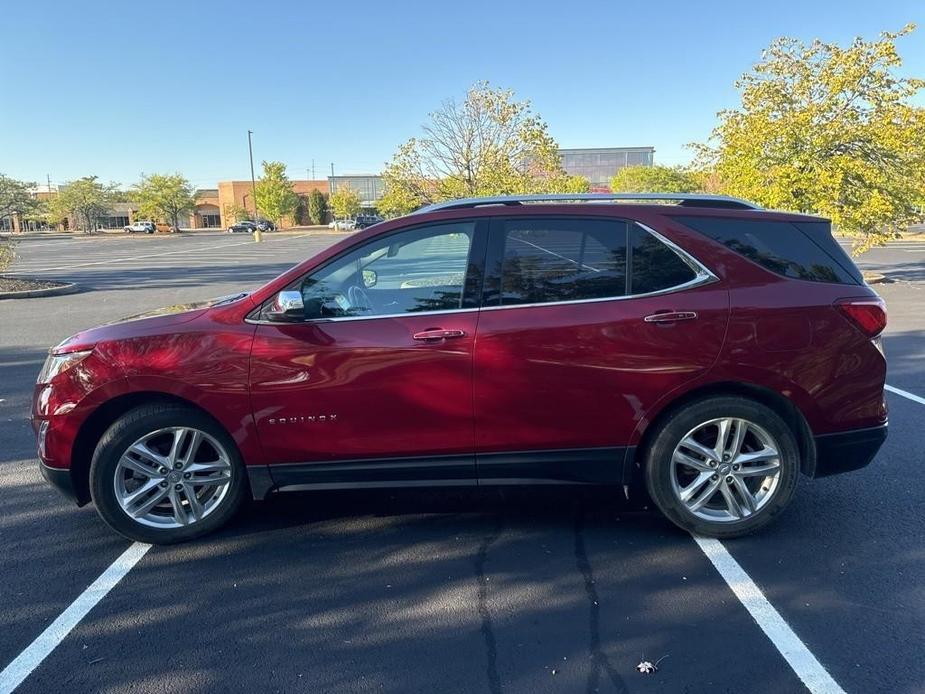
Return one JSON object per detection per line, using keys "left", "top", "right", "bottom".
{"left": 247, "top": 130, "right": 261, "bottom": 242}
{"left": 312, "top": 159, "right": 315, "bottom": 179}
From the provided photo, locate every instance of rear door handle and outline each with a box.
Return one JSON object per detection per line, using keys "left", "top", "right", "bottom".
{"left": 643, "top": 311, "right": 698, "bottom": 323}
{"left": 412, "top": 328, "right": 467, "bottom": 341}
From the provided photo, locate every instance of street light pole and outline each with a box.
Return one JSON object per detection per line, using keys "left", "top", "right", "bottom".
{"left": 247, "top": 130, "right": 262, "bottom": 243}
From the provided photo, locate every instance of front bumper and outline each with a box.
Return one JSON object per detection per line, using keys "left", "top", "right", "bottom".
{"left": 40, "top": 460, "right": 83, "bottom": 505}
{"left": 812, "top": 423, "right": 888, "bottom": 478}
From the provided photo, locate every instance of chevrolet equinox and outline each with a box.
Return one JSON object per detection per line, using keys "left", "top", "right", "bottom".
{"left": 33, "top": 194, "right": 888, "bottom": 544}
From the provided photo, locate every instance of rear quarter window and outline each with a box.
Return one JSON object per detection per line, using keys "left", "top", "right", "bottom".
{"left": 675, "top": 216, "right": 859, "bottom": 285}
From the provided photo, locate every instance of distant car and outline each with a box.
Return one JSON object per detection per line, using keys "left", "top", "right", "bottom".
{"left": 355, "top": 215, "right": 384, "bottom": 229}
{"left": 124, "top": 221, "right": 155, "bottom": 234}
{"left": 256, "top": 220, "right": 276, "bottom": 232}
{"left": 328, "top": 218, "right": 356, "bottom": 231}
{"left": 227, "top": 221, "right": 257, "bottom": 233}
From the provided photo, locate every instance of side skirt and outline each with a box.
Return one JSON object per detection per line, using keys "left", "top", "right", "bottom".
{"left": 246, "top": 447, "right": 634, "bottom": 500}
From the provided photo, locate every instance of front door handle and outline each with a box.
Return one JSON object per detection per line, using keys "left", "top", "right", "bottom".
{"left": 412, "top": 328, "right": 467, "bottom": 342}
{"left": 643, "top": 311, "right": 698, "bottom": 323}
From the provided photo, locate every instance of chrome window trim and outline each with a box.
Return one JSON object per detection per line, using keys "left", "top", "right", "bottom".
{"left": 245, "top": 307, "right": 478, "bottom": 326}
{"left": 245, "top": 221, "right": 718, "bottom": 325}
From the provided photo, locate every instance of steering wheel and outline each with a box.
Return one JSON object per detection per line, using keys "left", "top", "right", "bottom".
{"left": 347, "top": 284, "right": 373, "bottom": 314}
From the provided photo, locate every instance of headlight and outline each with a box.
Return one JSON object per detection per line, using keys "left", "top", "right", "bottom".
{"left": 37, "top": 350, "right": 93, "bottom": 383}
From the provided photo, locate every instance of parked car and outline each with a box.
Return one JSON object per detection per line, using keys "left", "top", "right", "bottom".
{"left": 227, "top": 220, "right": 257, "bottom": 233}
{"left": 354, "top": 214, "right": 384, "bottom": 230}
{"left": 124, "top": 221, "right": 156, "bottom": 234}
{"left": 34, "top": 193, "right": 888, "bottom": 544}
{"left": 328, "top": 218, "right": 356, "bottom": 231}
{"left": 256, "top": 220, "right": 276, "bottom": 232}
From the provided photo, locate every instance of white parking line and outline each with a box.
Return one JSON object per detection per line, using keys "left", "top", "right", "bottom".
{"left": 6, "top": 234, "right": 313, "bottom": 274}
{"left": 693, "top": 536, "right": 846, "bottom": 694}
{"left": 885, "top": 384, "right": 925, "bottom": 406}
{"left": 0, "top": 542, "right": 150, "bottom": 694}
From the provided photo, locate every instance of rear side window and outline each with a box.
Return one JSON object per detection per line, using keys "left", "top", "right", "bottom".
{"left": 630, "top": 225, "right": 697, "bottom": 294}
{"left": 498, "top": 218, "right": 628, "bottom": 305}
{"left": 676, "top": 216, "right": 859, "bottom": 285}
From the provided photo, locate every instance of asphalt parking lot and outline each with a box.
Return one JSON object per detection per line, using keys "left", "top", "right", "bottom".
{"left": 0, "top": 230, "right": 923, "bottom": 693}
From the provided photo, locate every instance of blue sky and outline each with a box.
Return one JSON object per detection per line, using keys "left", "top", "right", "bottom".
{"left": 2, "top": 0, "right": 923, "bottom": 189}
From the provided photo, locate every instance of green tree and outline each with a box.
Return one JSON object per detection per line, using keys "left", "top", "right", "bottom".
{"left": 255, "top": 161, "right": 297, "bottom": 227}
{"left": 693, "top": 24, "right": 925, "bottom": 251}
{"left": 610, "top": 165, "right": 700, "bottom": 193}
{"left": 48, "top": 176, "right": 119, "bottom": 232}
{"left": 379, "top": 81, "right": 585, "bottom": 216}
{"left": 132, "top": 173, "right": 197, "bottom": 229}
{"left": 307, "top": 188, "right": 328, "bottom": 225}
{"left": 291, "top": 195, "right": 307, "bottom": 225}
{"left": 0, "top": 174, "right": 41, "bottom": 227}
{"left": 329, "top": 185, "right": 361, "bottom": 219}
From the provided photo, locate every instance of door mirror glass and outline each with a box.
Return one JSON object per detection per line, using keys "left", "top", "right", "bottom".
{"left": 266, "top": 290, "right": 305, "bottom": 322}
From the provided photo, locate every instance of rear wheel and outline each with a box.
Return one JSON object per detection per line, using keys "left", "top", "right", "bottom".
{"left": 644, "top": 396, "right": 799, "bottom": 538}
{"left": 90, "top": 404, "right": 247, "bottom": 544}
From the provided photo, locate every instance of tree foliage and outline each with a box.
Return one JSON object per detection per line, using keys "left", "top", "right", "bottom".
{"left": 693, "top": 24, "right": 925, "bottom": 251}
{"left": 329, "top": 185, "right": 361, "bottom": 219}
{"left": 132, "top": 173, "right": 197, "bottom": 229}
{"left": 48, "top": 176, "right": 119, "bottom": 232}
{"left": 378, "top": 82, "right": 588, "bottom": 217}
{"left": 307, "top": 189, "right": 328, "bottom": 225}
{"left": 610, "top": 165, "right": 700, "bottom": 194}
{"left": 255, "top": 161, "right": 297, "bottom": 226}
{"left": 0, "top": 174, "right": 41, "bottom": 223}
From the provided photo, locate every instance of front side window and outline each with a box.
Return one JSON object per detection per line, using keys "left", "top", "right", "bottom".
{"left": 298, "top": 221, "right": 474, "bottom": 319}
{"left": 497, "top": 218, "right": 628, "bottom": 306}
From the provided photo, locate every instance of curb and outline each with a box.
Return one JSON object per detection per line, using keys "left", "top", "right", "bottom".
{"left": 0, "top": 281, "right": 81, "bottom": 299}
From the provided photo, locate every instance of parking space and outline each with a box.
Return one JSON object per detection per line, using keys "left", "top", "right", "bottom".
{"left": 1, "top": 232, "right": 923, "bottom": 693}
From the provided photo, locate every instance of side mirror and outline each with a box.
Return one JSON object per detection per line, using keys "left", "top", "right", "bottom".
{"left": 267, "top": 290, "right": 305, "bottom": 322}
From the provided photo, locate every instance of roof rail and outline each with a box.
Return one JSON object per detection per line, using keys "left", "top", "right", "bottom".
{"left": 412, "top": 193, "right": 762, "bottom": 214}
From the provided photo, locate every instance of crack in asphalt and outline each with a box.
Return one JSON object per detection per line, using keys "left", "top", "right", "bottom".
{"left": 574, "top": 511, "right": 629, "bottom": 694}
{"left": 475, "top": 516, "right": 504, "bottom": 694}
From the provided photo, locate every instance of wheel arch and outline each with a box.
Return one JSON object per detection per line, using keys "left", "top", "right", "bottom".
{"left": 69, "top": 391, "right": 238, "bottom": 505}
{"left": 631, "top": 381, "right": 817, "bottom": 480}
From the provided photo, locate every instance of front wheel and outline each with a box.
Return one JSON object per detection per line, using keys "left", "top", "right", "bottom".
{"left": 90, "top": 404, "right": 247, "bottom": 544}
{"left": 644, "top": 396, "right": 799, "bottom": 538}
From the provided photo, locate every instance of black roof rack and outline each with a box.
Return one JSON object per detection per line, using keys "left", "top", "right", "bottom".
{"left": 413, "top": 193, "right": 762, "bottom": 214}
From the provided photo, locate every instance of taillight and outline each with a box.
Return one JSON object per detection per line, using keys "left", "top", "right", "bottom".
{"left": 834, "top": 297, "right": 887, "bottom": 338}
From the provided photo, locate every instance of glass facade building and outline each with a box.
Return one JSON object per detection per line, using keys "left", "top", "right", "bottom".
{"left": 329, "top": 175, "right": 385, "bottom": 206}
{"left": 558, "top": 147, "right": 655, "bottom": 190}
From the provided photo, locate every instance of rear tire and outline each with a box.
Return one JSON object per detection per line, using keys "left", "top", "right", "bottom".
{"left": 90, "top": 404, "right": 247, "bottom": 544}
{"left": 644, "top": 396, "right": 799, "bottom": 538}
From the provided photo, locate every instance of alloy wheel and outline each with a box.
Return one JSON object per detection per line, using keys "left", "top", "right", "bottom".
{"left": 670, "top": 417, "right": 782, "bottom": 523}
{"left": 113, "top": 426, "right": 233, "bottom": 528}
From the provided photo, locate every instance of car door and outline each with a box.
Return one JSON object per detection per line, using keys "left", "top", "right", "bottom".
{"left": 249, "top": 218, "right": 487, "bottom": 486}
{"left": 472, "top": 215, "right": 729, "bottom": 484}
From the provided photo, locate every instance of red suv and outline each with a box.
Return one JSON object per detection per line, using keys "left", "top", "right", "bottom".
{"left": 33, "top": 194, "right": 888, "bottom": 543}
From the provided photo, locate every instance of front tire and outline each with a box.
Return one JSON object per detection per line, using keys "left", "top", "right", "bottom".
{"left": 644, "top": 396, "right": 799, "bottom": 538}
{"left": 90, "top": 404, "right": 247, "bottom": 544}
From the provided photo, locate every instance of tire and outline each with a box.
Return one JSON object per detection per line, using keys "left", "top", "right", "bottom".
{"left": 644, "top": 396, "right": 799, "bottom": 538}
{"left": 90, "top": 404, "right": 247, "bottom": 544}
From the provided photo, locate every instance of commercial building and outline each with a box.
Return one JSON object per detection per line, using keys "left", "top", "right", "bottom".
{"left": 215, "top": 180, "right": 329, "bottom": 228}
{"left": 558, "top": 147, "right": 655, "bottom": 190}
